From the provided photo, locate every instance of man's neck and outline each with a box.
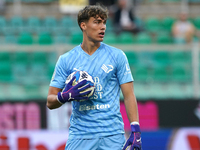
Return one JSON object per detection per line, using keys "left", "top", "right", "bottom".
{"left": 81, "top": 40, "right": 101, "bottom": 56}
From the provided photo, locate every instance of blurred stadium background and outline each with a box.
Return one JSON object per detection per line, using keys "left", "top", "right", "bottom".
{"left": 0, "top": 0, "right": 200, "bottom": 150}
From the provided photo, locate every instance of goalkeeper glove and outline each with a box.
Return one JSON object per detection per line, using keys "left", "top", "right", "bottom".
{"left": 57, "top": 76, "right": 91, "bottom": 104}
{"left": 122, "top": 123, "right": 142, "bottom": 150}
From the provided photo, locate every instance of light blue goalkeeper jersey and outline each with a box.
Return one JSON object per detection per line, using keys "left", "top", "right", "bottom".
{"left": 50, "top": 43, "right": 133, "bottom": 139}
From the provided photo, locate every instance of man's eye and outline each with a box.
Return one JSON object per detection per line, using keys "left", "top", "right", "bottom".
{"left": 96, "top": 21, "right": 102, "bottom": 24}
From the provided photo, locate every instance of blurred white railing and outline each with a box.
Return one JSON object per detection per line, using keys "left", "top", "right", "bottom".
{"left": 0, "top": 43, "right": 196, "bottom": 52}
{"left": 192, "top": 41, "right": 200, "bottom": 99}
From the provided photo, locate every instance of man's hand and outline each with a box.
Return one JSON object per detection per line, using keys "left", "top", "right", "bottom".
{"left": 57, "top": 76, "right": 91, "bottom": 104}
{"left": 122, "top": 124, "right": 142, "bottom": 150}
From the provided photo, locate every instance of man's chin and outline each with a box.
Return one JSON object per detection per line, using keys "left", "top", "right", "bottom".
{"left": 94, "top": 39, "right": 103, "bottom": 43}
{"left": 99, "top": 38, "right": 104, "bottom": 42}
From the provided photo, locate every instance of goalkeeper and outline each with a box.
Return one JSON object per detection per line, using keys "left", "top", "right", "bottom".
{"left": 47, "top": 4, "right": 142, "bottom": 150}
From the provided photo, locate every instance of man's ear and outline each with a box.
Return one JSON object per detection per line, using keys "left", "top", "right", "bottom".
{"left": 80, "top": 22, "right": 86, "bottom": 31}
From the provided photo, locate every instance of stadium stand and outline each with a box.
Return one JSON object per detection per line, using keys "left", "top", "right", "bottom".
{"left": 0, "top": 1, "right": 199, "bottom": 100}
{"left": 26, "top": 16, "right": 41, "bottom": 34}
{"left": 38, "top": 32, "right": 53, "bottom": 45}
{"left": 0, "top": 16, "right": 6, "bottom": 34}
{"left": 0, "top": 63, "right": 13, "bottom": 82}
{"left": 135, "top": 32, "right": 152, "bottom": 44}
{"left": 170, "top": 51, "right": 191, "bottom": 67}
{"left": 161, "top": 16, "right": 175, "bottom": 31}
{"left": 124, "top": 51, "right": 138, "bottom": 65}
{"left": 70, "top": 31, "right": 83, "bottom": 45}
{"left": 145, "top": 17, "right": 161, "bottom": 34}
{"left": 193, "top": 16, "right": 200, "bottom": 30}
{"left": 103, "top": 32, "right": 118, "bottom": 44}
{"left": 155, "top": 33, "right": 173, "bottom": 44}
{"left": 0, "top": 3, "right": 199, "bottom": 150}
{"left": 5, "top": 34, "right": 17, "bottom": 43}
{"left": 153, "top": 51, "right": 170, "bottom": 67}
{"left": 18, "top": 32, "right": 34, "bottom": 44}
{"left": 118, "top": 32, "right": 134, "bottom": 44}
{"left": 133, "top": 66, "right": 150, "bottom": 82}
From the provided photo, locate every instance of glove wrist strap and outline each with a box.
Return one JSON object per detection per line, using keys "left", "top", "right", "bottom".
{"left": 131, "top": 121, "right": 139, "bottom": 125}
{"left": 57, "top": 92, "right": 65, "bottom": 104}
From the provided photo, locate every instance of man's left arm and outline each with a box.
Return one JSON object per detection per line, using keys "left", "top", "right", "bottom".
{"left": 121, "top": 81, "right": 142, "bottom": 150}
{"left": 121, "top": 81, "right": 139, "bottom": 123}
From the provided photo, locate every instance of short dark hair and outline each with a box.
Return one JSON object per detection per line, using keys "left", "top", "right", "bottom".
{"left": 77, "top": 4, "right": 109, "bottom": 30}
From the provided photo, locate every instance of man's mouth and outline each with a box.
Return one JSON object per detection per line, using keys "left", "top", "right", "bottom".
{"left": 99, "top": 32, "right": 105, "bottom": 37}
{"left": 99, "top": 32, "right": 104, "bottom": 35}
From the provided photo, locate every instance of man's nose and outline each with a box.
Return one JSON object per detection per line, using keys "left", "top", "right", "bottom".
{"left": 101, "top": 23, "right": 106, "bottom": 30}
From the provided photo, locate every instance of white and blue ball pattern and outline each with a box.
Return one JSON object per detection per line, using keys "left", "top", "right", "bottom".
{"left": 65, "top": 71, "right": 95, "bottom": 98}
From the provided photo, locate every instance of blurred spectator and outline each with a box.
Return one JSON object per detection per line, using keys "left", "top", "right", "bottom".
{"left": 112, "top": 0, "right": 141, "bottom": 35}
{"left": 172, "top": 12, "right": 196, "bottom": 44}
{"left": 0, "top": 0, "right": 5, "bottom": 14}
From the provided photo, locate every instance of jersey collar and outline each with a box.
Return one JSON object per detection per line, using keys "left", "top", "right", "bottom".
{"left": 79, "top": 43, "right": 103, "bottom": 59}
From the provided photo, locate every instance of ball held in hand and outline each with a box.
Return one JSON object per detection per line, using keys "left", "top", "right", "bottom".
{"left": 65, "top": 71, "right": 95, "bottom": 98}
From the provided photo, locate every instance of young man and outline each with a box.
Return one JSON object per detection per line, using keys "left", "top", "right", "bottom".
{"left": 47, "top": 4, "right": 142, "bottom": 150}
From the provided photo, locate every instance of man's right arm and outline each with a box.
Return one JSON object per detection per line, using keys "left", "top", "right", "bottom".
{"left": 47, "top": 77, "right": 91, "bottom": 110}
{"left": 47, "top": 86, "right": 62, "bottom": 110}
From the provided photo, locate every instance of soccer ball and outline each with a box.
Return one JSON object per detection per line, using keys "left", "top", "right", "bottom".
{"left": 65, "top": 71, "right": 95, "bottom": 98}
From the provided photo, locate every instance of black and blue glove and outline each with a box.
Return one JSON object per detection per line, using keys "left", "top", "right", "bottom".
{"left": 123, "top": 123, "right": 142, "bottom": 150}
{"left": 57, "top": 76, "right": 91, "bottom": 104}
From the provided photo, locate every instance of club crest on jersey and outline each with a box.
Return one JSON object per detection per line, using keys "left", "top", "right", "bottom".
{"left": 101, "top": 64, "right": 113, "bottom": 73}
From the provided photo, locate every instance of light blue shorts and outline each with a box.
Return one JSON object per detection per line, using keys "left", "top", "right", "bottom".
{"left": 65, "top": 134, "right": 126, "bottom": 150}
